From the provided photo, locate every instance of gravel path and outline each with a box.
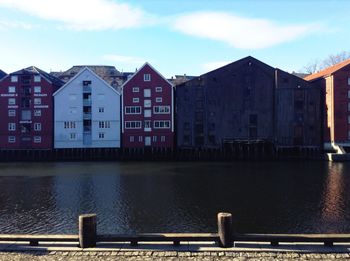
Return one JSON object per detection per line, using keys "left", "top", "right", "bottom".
{"left": 0, "top": 251, "right": 350, "bottom": 260}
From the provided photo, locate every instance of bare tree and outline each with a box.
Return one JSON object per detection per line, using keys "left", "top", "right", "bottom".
{"left": 302, "top": 51, "right": 350, "bottom": 74}
{"left": 303, "top": 59, "right": 321, "bottom": 74}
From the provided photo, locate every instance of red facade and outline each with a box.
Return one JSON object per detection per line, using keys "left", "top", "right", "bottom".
{"left": 122, "top": 63, "right": 174, "bottom": 148}
{"left": 0, "top": 67, "right": 63, "bottom": 149}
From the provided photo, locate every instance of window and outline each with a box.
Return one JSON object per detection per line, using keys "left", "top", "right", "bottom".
{"left": 144, "top": 74, "right": 151, "bottom": 81}
{"left": 34, "top": 123, "right": 41, "bottom": 131}
{"left": 69, "top": 133, "right": 76, "bottom": 140}
{"left": 144, "top": 120, "right": 151, "bottom": 129}
{"left": 132, "top": 87, "right": 140, "bottom": 93}
{"left": 11, "top": 75, "right": 18, "bottom": 82}
{"left": 33, "top": 136, "right": 41, "bottom": 143}
{"left": 98, "top": 107, "right": 104, "bottom": 113}
{"left": 8, "top": 110, "right": 15, "bottom": 117}
{"left": 34, "top": 98, "right": 41, "bottom": 105}
{"left": 99, "top": 121, "right": 111, "bottom": 128}
{"left": 34, "top": 86, "right": 41, "bottom": 93}
{"left": 125, "top": 106, "right": 141, "bottom": 114}
{"left": 139, "top": 136, "right": 143, "bottom": 142}
{"left": 130, "top": 136, "right": 135, "bottom": 142}
{"left": 83, "top": 80, "right": 91, "bottom": 86}
{"left": 34, "top": 75, "right": 41, "bottom": 82}
{"left": 8, "top": 86, "right": 15, "bottom": 93}
{"left": 99, "top": 132, "right": 105, "bottom": 139}
{"left": 156, "top": 97, "right": 162, "bottom": 103}
{"left": 8, "top": 136, "right": 15, "bottom": 143}
{"left": 132, "top": 98, "right": 139, "bottom": 103}
{"left": 8, "top": 123, "right": 16, "bottom": 131}
{"left": 144, "top": 89, "right": 151, "bottom": 97}
{"left": 154, "top": 121, "right": 171, "bottom": 129}
{"left": 125, "top": 121, "right": 142, "bottom": 129}
{"left": 152, "top": 136, "right": 157, "bottom": 142}
{"left": 144, "top": 109, "right": 151, "bottom": 117}
{"left": 153, "top": 106, "right": 170, "bottom": 114}
{"left": 348, "top": 77, "right": 350, "bottom": 86}
{"left": 21, "top": 124, "right": 31, "bottom": 133}
{"left": 21, "top": 98, "right": 30, "bottom": 108}
{"left": 64, "top": 121, "right": 76, "bottom": 129}
{"left": 161, "top": 136, "right": 165, "bottom": 142}
{"left": 144, "top": 99, "right": 151, "bottom": 108}
{"left": 8, "top": 98, "right": 15, "bottom": 105}
{"left": 155, "top": 87, "right": 162, "bottom": 92}
{"left": 34, "top": 110, "right": 41, "bottom": 117}
{"left": 21, "top": 110, "right": 31, "bottom": 120}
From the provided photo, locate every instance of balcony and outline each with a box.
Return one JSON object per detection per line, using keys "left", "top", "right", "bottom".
{"left": 83, "top": 86, "right": 92, "bottom": 93}
{"left": 83, "top": 126, "right": 91, "bottom": 133}
{"left": 83, "top": 112, "right": 92, "bottom": 120}
{"left": 83, "top": 99, "right": 92, "bottom": 106}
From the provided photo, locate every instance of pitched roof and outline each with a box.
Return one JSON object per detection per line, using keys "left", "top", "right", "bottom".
{"left": 52, "top": 65, "right": 123, "bottom": 78}
{"left": 10, "top": 66, "right": 64, "bottom": 86}
{"left": 0, "top": 69, "right": 6, "bottom": 79}
{"left": 304, "top": 58, "right": 350, "bottom": 81}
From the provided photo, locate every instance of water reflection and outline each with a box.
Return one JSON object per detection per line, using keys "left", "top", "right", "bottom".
{"left": 0, "top": 161, "right": 349, "bottom": 234}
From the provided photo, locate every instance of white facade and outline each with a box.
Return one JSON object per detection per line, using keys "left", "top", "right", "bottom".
{"left": 54, "top": 67, "right": 121, "bottom": 148}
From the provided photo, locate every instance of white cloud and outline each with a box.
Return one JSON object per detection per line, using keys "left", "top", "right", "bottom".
{"left": 102, "top": 54, "right": 145, "bottom": 65}
{"left": 0, "top": 0, "right": 152, "bottom": 30}
{"left": 173, "top": 12, "right": 320, "bottom": 49}
{"left": 0, "top": 20, "right": 33, "bottom": 30}
{"left": 202, "top": 61, "right": 231, "bottom": 72}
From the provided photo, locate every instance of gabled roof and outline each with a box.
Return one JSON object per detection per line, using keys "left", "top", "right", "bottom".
{"left": 0, "top": 69, "right": 6, "bottom": 79}
{"left": 121, "top": 62, "right": 173, "bottom": 91}
{"left": 8, "top": 66, "right": 64, "bottom": 86}
{"left": 304, "top": 58, "right": 350, "bottom": 81}
{"left": 52, "top": 65, "right": 123, "bottom": 78}
{"left": 53, "top": 67, "right": 121, "bottom": 96}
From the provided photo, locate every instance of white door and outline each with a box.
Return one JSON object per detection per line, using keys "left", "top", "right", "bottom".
{"left": 145, "top": 136, "right": 151, "bottom": 146}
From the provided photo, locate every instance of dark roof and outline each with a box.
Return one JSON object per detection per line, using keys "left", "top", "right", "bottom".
{"left": 52, "top": 65, "right": 123, "bottom": 78}
{"left": 304, "top": 58, "right": 350, "bottom": 81}
{"left": 11, "top": 66, "right": 64, "bottom": 86}
{"left": 0, "top": 69, "right": 6, "bottom": 79}
{"left": 292, "top": 72, "right": 310, "bottom": 79}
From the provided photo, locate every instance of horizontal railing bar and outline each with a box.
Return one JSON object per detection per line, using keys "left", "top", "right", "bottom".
{"left": 0, "top": 234, "right": 78, "bottom": 242}
{"left": 97, "top": 233, "right": 218, "bottom": 242}
{"left": 235, "top": 233, "right": 350, "bottom": 242}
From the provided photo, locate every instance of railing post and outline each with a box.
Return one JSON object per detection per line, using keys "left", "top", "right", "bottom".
{"left": 79, "top": 214, "right": 97, "bottom": 248}
{"left": 217, "top": 212, "right": 233, "bottom": 248}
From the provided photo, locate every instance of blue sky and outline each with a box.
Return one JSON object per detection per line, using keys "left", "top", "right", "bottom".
{"left": 0, "top": 0, "right": 349, "bottom": 78}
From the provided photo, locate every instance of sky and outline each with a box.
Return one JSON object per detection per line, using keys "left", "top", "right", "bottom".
{"left": 0, "top": 0, "right": 349, "bottom": 78}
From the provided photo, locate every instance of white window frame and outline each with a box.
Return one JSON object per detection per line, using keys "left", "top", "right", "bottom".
{"left": 8, "top": 86, "right": 15, "bottom": 93}
{"left": 8, "top": 110, "right": 16, "bottom": 117}
{"left": 161, "top": 135, "right": 166, "bottom": 142}
{"left": 34, "top": 123, "right": 42, "bottom": 131}
{"left": 8, "top": 136, "right": 16, "bottom": 143}
{"left": 34, "top": 86, "right": 41, "bottom": 93}
{"left": 8, "top": 123, "right": 16, "bottom": 131}
{"left": 34, "top": 75, "right": 41, "bottom": 82}
{"left": 34, "top": 110, "right": 41, "bottom": 117}
{"left": 98, "top": 107, "right": 104, "bottom": 113}
{"left": 153, "top": 105, "right": 170, "bottom": 114}
{"left": 10, "top": 75, "right": 18, "bottom": 82}
{"left": 155, "top": 87, "right": 162, "bottom": 92}
{"left": 33, "top": 136, "right": 42, "bottom": 143}
{"left": 153, "top": 120, "right": 171, "bottom": 129}
{"left": 99, "top": 121, "right": 111, "bottom": 129}
{"left": 144, "top": 99, "right": 151, "bottom": 108}
{"left": 132, "top": 98, "right": 139, "bottom": 103}
{"left": 132, "top": 87, "right": 140, "bottom": 93}
{"left": 125, "top": 106, "right": 141, "bottom": 114}
{"left": 144, "top": 109, "right": 151, "bottom": 117}
{"left": 8, "top": 98, "right": 15, "bottom": 105}
{"left": 152, "top": 136, "right": 157, "bottom": 142}
{"left": 144, "top": 74, "right": 151, "bottom": 82}
{"left": 144, "top": 89, "right": 151, "bottom": 97}
{"left": 139, "top": 136, "right": 143, "bottom": 142}
{"left": 125, "top": 121, "right": 142, "bottom": 129}
{"left": 156, "top": 97, "right": 162, "bottom": 103}
{"left": 34, "top": 98, "right": 41, "bottom": 105}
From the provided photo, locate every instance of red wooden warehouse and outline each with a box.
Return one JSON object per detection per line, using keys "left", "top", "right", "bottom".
{"left": 121, "top": 63, "right": 174, "bottom": 149}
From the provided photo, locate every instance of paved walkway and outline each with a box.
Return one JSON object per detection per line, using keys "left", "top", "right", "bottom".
{"left": 0, "top": 241, "right": 350, "bottom": 260}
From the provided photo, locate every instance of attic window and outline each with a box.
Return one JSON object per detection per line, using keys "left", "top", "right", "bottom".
{"left": 34, "top": 75, "right": 41, "bottom": 82}
{"left": 248, "top": 62, "right": 252, "bottom": 66}
{"left": 83, "top": 80, "right": 91, "bottom": 86}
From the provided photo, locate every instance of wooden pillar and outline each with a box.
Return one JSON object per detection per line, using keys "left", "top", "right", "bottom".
{"left": 79, "top": 214, "right": 97, "bottom": 248}
{"left": 217, "top": 212, "right": 233, "bottom": 248}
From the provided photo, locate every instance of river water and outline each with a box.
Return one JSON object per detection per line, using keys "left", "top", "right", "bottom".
{"left": 0, "top": 161, "right": 349, "bottom": 234}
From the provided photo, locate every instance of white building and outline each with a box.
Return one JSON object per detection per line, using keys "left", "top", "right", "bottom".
{"left": 54, "top": 67, "right": 121, "bottom": 148}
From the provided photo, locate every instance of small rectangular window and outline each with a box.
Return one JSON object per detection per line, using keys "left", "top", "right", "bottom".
{"left": 144, "top": 99, "right": 151, "bottom": 108}
{"left": 156, "top": 87, "right": 162, "bottom": 92}
{"left": 8, "top": 123, "right": 16, "bottom": 131}
{"left": 8, "top": 86, "right": 15, "bottom": 93}
{"left": 34, "top": 123, "right": 41, "bottom": 131}
{"left": 33, "top": 136, "right": 41, "bottom": 143}
{"left": 99, "top": 132, "right": 105, "bottom": 139}
{"left": 161, "top": 136, "right": 165, "bottom": 142}
{"left": 34, "top": 98, "right": 41, "bottom": 105}
{"left": 144, "top": 89, "right": 151, "bottom": 97}
{"left": 34, "top": 75, "right": 41, "bottom": 82}
{"left": 130, "top": 136, "right": 134, "bottom": 142}
{"left": 152, "top": 136, "right": 157, "bottom": 142}
{"left": 144, "top": 74, "right": 151, "bottom": 81}
{"left": 11, "top": 75, "right": 18, "bottom": 82}
{"left": 132, "top": 98, "right": 139, "bottom": 103}
{"left": 132, "top": 87, "right": 139, "bottom": 93}
{"left": 21, "top": 110, "right": 31, "bottom": 120}
{"left": 34, "top": 110, "right": 41, "bottom": 117}
{"left": 8, "top": 110, "right": 15, "bottom": 117}
{"left": 98, "top": 107, "right": 104, "bottom": 113}
{"left": 70, "top": 133, "right": 76, "bottom": 140}
{"left": 34, "top": 86, "right": 41, "bottom": 93}
{"left": 144, "top": 109, "right": 151, "bottom": 117}
{"left": 156, "top": 97, "right": 162, "bottom": 103}
{"left": 348, "top": 77, "right": 350, "bottom": 86}
{"left": 8, "top": 98, "right": 15, "bottom": 105}
{"left": 139, "top": 136, "right": 143, "bottom": 142}
{"left": 8, "top": 136, "right": 16, "bottom": 143}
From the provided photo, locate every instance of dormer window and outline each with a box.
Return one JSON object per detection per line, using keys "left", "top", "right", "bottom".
{"left": 144, "top": 74, "right": 151, "bottom": 81}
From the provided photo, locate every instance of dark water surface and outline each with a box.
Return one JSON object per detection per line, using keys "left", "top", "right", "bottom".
{"left": 0, "top": 161, "right": 349, "bottom": 234}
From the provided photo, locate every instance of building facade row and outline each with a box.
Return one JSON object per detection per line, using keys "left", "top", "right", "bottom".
{"left": 2, "top": 55, "right": 344, "bottom": 153}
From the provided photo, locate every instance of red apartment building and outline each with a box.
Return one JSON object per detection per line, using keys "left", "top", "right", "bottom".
{"left": 305, "top": 59, "right": 350, "bottom": 149}
{"left": 0, "top": 67, "right": 64, "bottom": 149}
{"left": 122, "top": 63, "right": 174, "bottom": 148}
